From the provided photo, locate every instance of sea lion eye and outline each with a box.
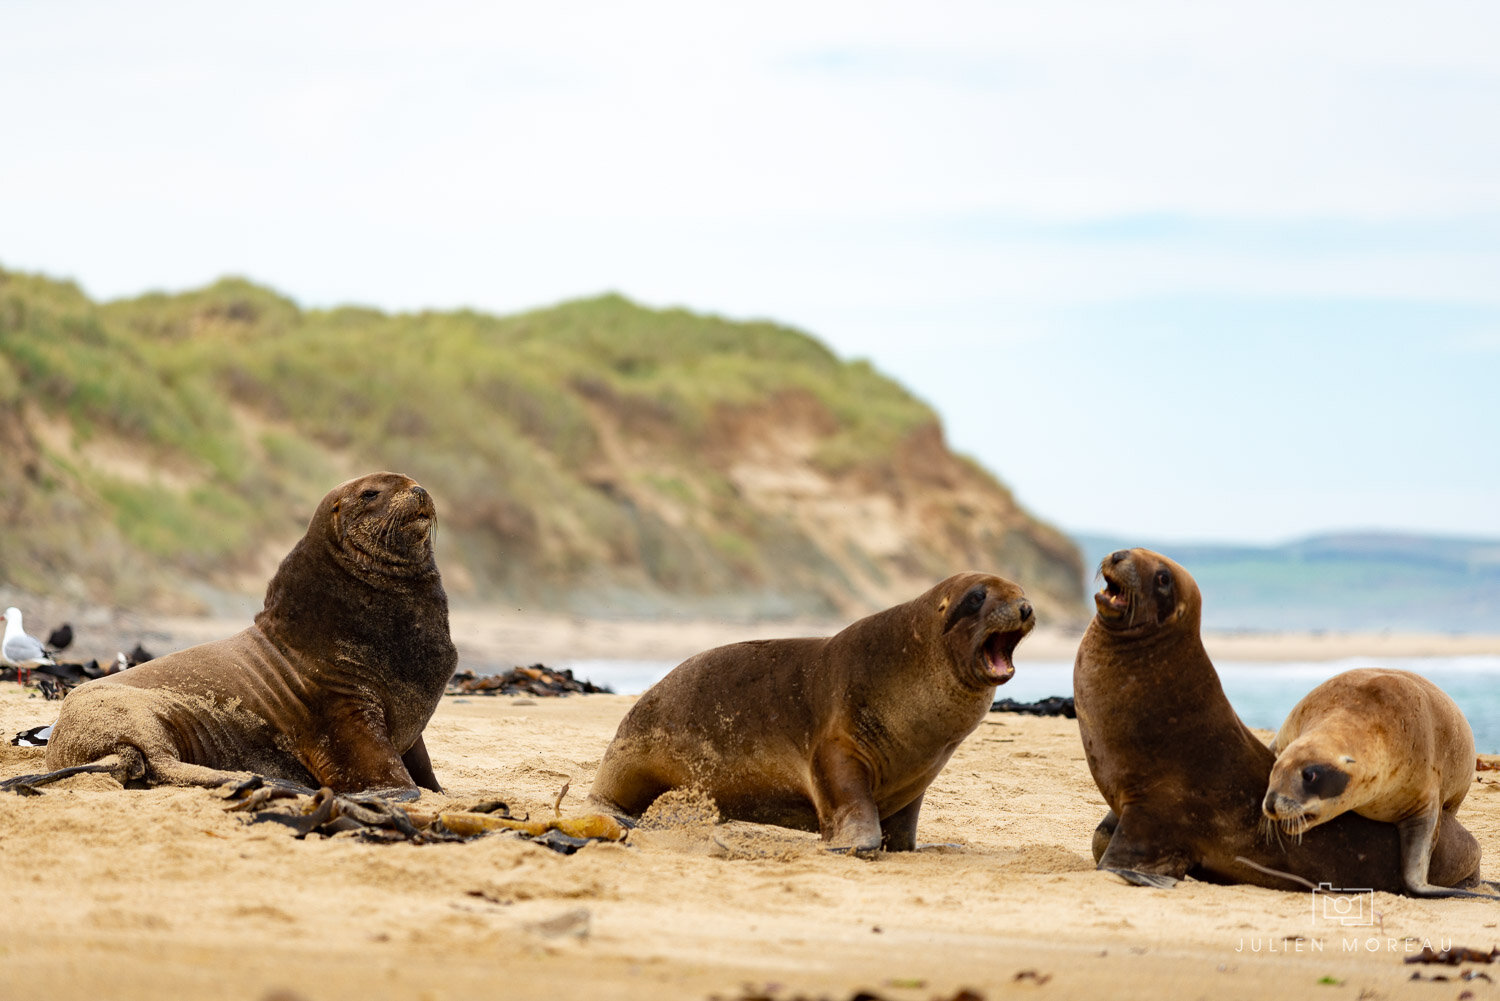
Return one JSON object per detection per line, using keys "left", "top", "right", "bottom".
{"left": 1299, "top": 764, "right": 1350, "bottom": 799}
{"left": 361, "top": 489, "right": 380, "bottom": 500}
{"left": 960, "top": 587, "right": 986, "bottom": 614}
{"left": 1154, "top": 570, "right": 1172, "bottom": 589}
{"left": 944, "top": 586, "right": 987, "bottom": 631}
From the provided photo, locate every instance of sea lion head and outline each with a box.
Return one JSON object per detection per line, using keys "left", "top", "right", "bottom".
{"left": 319, "top": 471, "right": 439, "bottom": 574}
{"left": 1262, "top": 737, "right": 1355, "bottom": 835}
{"left": 1092, "top": 548, "right": 1201, "bottom": 636}
{"left": 932, "top": 572, "right": 1035, "bottom": 690}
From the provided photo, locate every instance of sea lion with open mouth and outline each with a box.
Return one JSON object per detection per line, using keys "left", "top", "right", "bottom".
{"left": 1074, "top": 547, "right": 1485, "bottom": 895}
{"left": 588, "top": 572, "right": 1034, "bottom": 851}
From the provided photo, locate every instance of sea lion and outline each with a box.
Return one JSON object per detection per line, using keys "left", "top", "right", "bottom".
{"left": 1264, "top": 668, "right": 1489, "bottom": 898}
{"left": 587, "top": 572, "right": 1034, "bottom": 851}
{"left": 2, "top": 472, "right": 456, "bottom": 800}
{"left": 1074, "top": 548, "right": 1484, "bottom": 894}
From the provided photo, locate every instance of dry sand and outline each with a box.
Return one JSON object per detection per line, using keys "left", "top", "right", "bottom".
{"left": 4, "top": 640, "right": 1500, "bottom": 1001}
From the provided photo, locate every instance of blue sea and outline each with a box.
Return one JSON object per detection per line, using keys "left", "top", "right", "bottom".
{"left": 557, "top": 655, "right": 1500, "bottom": 754}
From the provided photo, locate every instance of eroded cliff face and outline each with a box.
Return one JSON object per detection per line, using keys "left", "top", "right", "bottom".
{"left": 0, "top": 270, "right": 1086, "bottom": 623}
{"left": 546, "top": 389, "right": 1086, "bottom": 622}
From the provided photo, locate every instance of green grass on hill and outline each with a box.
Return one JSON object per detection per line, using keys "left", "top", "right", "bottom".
{"left": 1, "top": 266, "right": 1079, "bottom": 616}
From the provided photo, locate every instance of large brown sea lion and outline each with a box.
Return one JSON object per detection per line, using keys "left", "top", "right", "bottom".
{"left": 3, "top": 472, "right": 456, "bottom": 800}
{"left": 1264, "top": 668, "right": 1493, "bottom": 898}
{"left": 587, "top": 572, "right": 1034, "bottom": 851}
{"left": 1074, "top": 548, "right": 1484, "bottom": 894}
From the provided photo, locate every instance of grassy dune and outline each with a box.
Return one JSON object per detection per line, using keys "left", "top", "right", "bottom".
{"left": 1, "top": 267, "right": 1084, "bottom": 620}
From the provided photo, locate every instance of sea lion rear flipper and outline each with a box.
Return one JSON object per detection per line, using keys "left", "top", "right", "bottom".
{"left": 401, "top": 734, "right": 442, "bottom": 794}
{"left": 1091, "top": 810, "right": 1119, "bottom": 864}
{"left": 1094, "top": 807, "right": 1192, "bottom": 887}
{"left": 0, "top": 754, "right": 138, "bottom": 795}
{"left": 880, "top": 793, "right": 923, "bottom": 852}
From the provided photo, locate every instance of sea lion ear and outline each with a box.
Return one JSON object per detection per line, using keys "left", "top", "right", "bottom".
{"left": 330, "top": 499, "right": 343, "bottom": 539}
{"left": 937, "top": 597, "right": 951, "bottom": 615}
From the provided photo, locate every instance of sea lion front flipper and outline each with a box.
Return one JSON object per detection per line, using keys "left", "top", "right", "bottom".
{"left": 148, "top": 758, "right": 258, "bottom": 790}
{"left": 401, "top": 734, "right": 442, "bottom": 794}
{"left": 1094, "top": 807, "right": 1192, "bottom": 887}
{"left": 1103, "top": 868, "right": 1180, "bottom": 889}
{"left": 1398, "top": 810, "right": 1500, "bottom": 899}
{"left": 811, "top": 739, "right": 882, "bottom": 852}
{"left": 306, "top": 713, "right": 421, "bottom": 799}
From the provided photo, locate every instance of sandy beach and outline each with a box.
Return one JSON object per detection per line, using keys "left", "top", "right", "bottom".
{"left": 3, "top": 620, "right": 1500, "bottom": 1001}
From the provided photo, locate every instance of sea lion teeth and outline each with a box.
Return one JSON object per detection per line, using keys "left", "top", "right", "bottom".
{"left": 982, "top": 630, "right": 1020, "bottom": 682}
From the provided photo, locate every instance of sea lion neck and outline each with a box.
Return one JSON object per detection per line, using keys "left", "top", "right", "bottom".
{"left": 256, "top": 525, "right": 451, "bottom": 679}
{"left": 1079, "top": 618, "right": 1227, "bottom": 715}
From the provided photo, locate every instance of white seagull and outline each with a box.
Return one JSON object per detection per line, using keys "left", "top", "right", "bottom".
{"left": 2, "top": 606, "right": 55, "bottom": 684}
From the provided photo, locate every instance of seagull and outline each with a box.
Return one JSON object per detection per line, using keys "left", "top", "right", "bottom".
{"left": 2, "top": 607, "right": 56, "bottom": 685}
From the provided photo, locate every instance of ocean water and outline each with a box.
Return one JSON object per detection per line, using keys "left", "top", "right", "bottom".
{"left": 558, "top": 655, "right": 1500, "bottom": 754}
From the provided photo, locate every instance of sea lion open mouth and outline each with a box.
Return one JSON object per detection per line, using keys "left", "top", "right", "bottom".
{"left": 1095, "top": 569, "right": 1131, "bottom": 618}
{"left": 980, "top": 628, "right": 1023, "bottom": 684}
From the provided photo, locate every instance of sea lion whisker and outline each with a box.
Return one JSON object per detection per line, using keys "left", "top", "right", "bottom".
{"left": 1257, "top": 814, "right": 1284, "bottom": 852}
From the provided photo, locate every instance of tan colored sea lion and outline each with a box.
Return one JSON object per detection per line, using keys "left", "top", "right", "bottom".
{"left": 1263, "top": 668, "right": 1491, "bottom": 898}
{"left": 1075, "top": 548, "right": 1484, "bottom": 894}
{"left": 587, "top": 572, "right": 1034, "bottom": 851}
{"left": 3, "top": 472, "right": 456, "bottom": 800}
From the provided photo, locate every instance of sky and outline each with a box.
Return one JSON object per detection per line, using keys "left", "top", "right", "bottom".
{"left": 4, "top": 1, "right": 1497, "bottom": 544}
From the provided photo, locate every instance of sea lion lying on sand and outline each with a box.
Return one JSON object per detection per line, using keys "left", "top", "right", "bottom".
{"left": 1074, "top": 548, "right": 1485, "bottom": 895}
{"left": 2, "top": 472, "right": 456, "bottom": 800}
{"left": 1264, "top": 667, "right": 1495, "bottom": 898}
{"left": 588, "top": 572, "right": 1034, "bottom": 851}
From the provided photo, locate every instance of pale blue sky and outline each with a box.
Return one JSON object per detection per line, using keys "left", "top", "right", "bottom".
{"left": 4, "top": 1, "right": 1497, "bottom": 543}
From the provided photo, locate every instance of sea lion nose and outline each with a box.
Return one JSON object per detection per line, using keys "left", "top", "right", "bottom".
{"left": 410, "top": 485, "right": 427, "bottom": 497}
{"left": 1109, "top": 550, "right": 1130, "bottom": 565}
{"left": 1019, "top": 601, "right": 1033, "bottom": 622}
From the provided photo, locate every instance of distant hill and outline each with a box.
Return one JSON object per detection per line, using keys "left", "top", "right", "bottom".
{"left": 1074, "top": 533, "right": 1500, "bottom": 633}
{"left": 0, "top": 266, "right": 1087, "bottom": 623}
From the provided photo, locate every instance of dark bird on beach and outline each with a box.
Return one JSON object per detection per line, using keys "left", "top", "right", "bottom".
{"left": 45, "top": 623, "right": 73, "bottom": 653}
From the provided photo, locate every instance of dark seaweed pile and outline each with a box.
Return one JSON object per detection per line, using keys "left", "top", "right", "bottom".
{"left": 446, "top": 665, "right": 613, "bottom": 697}
{"left": 989, "top": 696, "right": 1075, "bottom": 718}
